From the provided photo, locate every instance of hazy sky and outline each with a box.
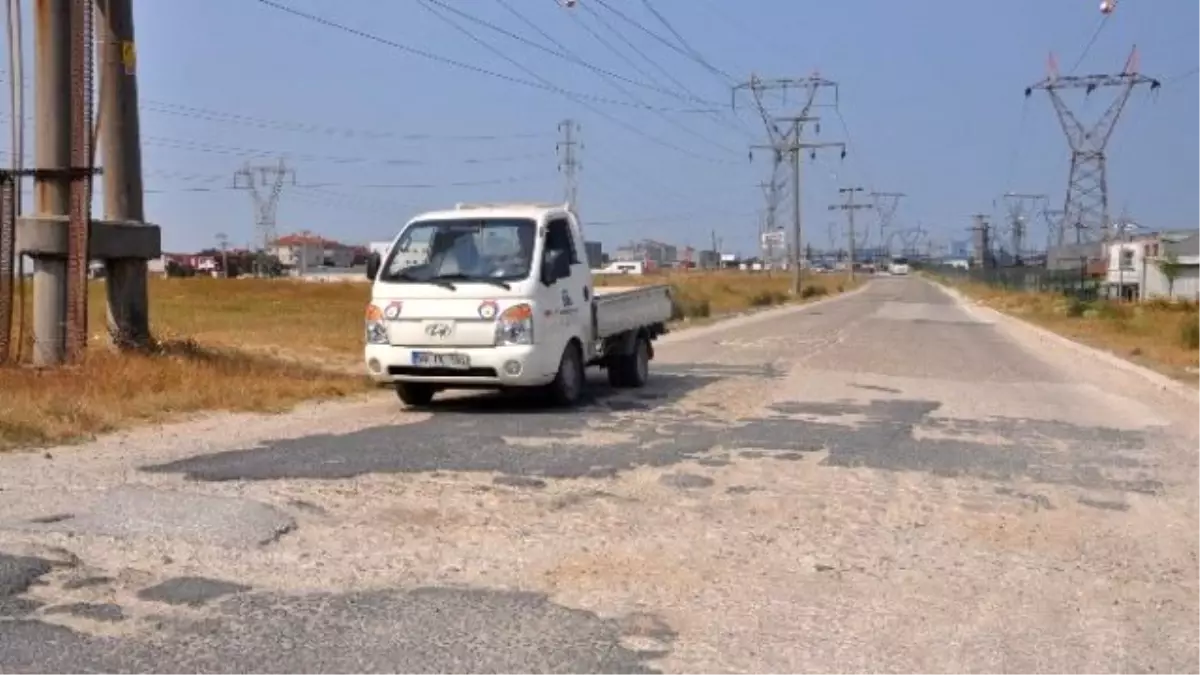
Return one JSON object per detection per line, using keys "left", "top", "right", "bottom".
{"left": 2, "top": 0, "right": 1197, "bottom": 255}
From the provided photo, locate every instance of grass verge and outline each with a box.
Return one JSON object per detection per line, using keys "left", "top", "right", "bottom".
{"left": 933, "top": 276, "right": 1199, "bottom": 384}
{"left": 2, "top": 272, "right": 859, "bottom": 451}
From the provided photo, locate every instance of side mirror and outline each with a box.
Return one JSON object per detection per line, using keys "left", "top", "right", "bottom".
{"left": 366, "top": 252, "right": 381, "bottom": 281}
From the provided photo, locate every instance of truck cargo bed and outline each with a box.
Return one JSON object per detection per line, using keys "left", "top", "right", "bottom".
{"left": 593, "top": 285, "right": 672, "bottom": 338}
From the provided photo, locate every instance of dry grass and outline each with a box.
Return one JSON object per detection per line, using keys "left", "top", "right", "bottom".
{"left": 1, "top": 277, "right": 373, "bottom": 451}
{"left": 946, "top": 279, "right": 1200, "bottom": 383}
{"left": 1, "top": 271, "right": 859, "bottom": 451}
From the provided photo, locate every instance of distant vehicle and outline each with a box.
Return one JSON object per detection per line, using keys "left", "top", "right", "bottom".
{"left": 363, "top": 202, "right": 673, "bottom": 408}
{"left": 889, "top": 257, "right": 911, "bottom": 275}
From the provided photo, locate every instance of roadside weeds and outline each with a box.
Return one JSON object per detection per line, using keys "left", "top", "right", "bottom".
{"left": 930, "top": 276, "right": 1198, "bottom": 385}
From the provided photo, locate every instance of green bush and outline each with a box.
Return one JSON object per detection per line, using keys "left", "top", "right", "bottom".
{"left": 1065, "top": 297, "right": 1087, "bottom": 317}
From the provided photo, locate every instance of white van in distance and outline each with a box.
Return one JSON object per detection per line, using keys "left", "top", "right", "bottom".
{"left": 363, "top": 202, "right": 674, "bottom": 408}
{"left": 889, "top": 257, "right": 911, "bottom": 275}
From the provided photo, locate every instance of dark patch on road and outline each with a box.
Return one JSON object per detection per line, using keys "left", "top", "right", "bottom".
{"left": 0, "top": 586, "right": 669, "bottom": 673}
{"left": 766, "top": 400, "right": 1153, "bottom": 493}
{"left": 658, "top": 473, "right": 714, "bottom": 489}
{"left": 28, "top": 513, "right": 74, "bottom": 524}
{"left": 0, "top": 552, "right": 54, "bottom": 619}
{"left": 493, "top": 475, "right": 548, "bottom": 490}
{"left": 142, "top": 359, "right": 1154, "bottom": 495}
{"left": 137, "top": 576, "right": 251, "bottom": 607}
{"left": 696, "top": 457, "right": 730, "bottom": 467}
{"left": 995, "top": 486, "right": 1055, "bottom": 510}
{"left": 141, "top": 367, "right": 813, "bottom": 483}
{"left": 1078, "top": 497, "right": 1131, "bottom": 512}
{"left": 0, "top": 553, "right": 53, "bottom": 597}
{"left": 62, "top": 576, "right": 114, "bottom": 590}
{"left": 44, "top": 602, "right": 125, "bottom": 623}
{"left": 851, "top": 383, "right": 903, "bottom": 394}
{"left": 726, "top": 485, "right": 761, "bottom": 495}
{"left": 287, "top": 499, "right": 330, "bottom": 517}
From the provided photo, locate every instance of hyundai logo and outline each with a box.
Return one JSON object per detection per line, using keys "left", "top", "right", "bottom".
{"left": 425, "top": 323, "right": 452, "bottom": 338}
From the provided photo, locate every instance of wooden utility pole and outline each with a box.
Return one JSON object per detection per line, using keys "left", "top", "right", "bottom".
{"left": 97, "top": 0, "right": 150, "bottom": 349}
{"left": 829, "top": 187, "right": 872, "bottom": 283}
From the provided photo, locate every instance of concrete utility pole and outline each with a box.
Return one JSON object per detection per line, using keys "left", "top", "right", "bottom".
{"left": 751, "top": 116, "right": 845, "bottom": 294}
{"left": 98, "top": 0, "right": 151, "bottom": 349}
{"left": 29, "top": 0, "right": 72, "bottom": 365}
{"left": 970, "top": 214, "right": 993, "bottom": 269}
{"left": 1025, "top": 47, "right": 1159, "bottom": 249}
{"left": 829, "top": 187, "right": 871, "bottom": 283}
{"left": 215, "top": 232, "right": 229, "bottom": 278}
{"left": 556, "top": 119, "right": 580, "bottom": 212}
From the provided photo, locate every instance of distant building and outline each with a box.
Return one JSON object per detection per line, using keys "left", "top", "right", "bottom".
{"left": 273, "top": 233, "right": 355, "bottom": 269}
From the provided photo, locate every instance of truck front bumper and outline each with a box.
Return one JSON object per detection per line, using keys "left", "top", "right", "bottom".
{"left": 364, "top": 343, "right": 559, "bottom": 388}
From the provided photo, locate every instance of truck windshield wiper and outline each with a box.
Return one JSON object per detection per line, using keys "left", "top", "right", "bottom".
{"left": 430, "top": 273, "right": 511, "bottom": 290}
{"left": 395, "top": 269, "right": 455, "bottom": 289}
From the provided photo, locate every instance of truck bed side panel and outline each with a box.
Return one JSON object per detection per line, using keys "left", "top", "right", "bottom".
{"left": 593, "top": 285, "right": 672, "bottom": 338}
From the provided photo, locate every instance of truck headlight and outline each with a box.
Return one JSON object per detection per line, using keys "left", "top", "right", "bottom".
{"left": 495, "top": 303, "right": 534, "bottom": 345}
{"left": 365, "top": 304, "right": 388, "bottom": 345}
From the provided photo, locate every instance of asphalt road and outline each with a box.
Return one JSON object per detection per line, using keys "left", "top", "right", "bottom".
{"left": 1, "top": 277, "right": 1196, "bottom": 673}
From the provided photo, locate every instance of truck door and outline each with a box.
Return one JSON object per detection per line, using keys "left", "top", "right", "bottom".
{"left": 543, "top": 217, "right": 588, "bottom": 348}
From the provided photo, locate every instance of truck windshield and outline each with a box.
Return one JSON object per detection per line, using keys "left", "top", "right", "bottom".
{"left": 892, "top": 257, "right": 909, "bottom": 265}
{"left": 380, "top": 218, "right": 537, "bottom": 284}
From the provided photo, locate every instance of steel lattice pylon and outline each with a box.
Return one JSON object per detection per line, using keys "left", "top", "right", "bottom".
{"left": 1025, "top": 47, "right": 1160, "bottom": 248}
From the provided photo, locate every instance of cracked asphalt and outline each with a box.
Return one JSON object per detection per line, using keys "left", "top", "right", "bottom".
{"left": 1, "top": 277, "right": 1196, "bottom": 673}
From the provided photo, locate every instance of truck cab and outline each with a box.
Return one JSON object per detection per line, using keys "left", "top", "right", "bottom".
{"left": 363, "top": 202, "right": 672, "bottom": 408}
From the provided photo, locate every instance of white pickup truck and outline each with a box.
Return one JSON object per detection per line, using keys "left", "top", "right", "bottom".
{"left": 363, "top": 202, "right": 673, "bottom": 408}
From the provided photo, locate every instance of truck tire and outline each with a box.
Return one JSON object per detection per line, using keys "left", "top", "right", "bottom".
{"left": 608, "top": 335, "right": 649, "bottom": 388}
{"left": 395, "top": 382, "right": 436, "bottom": 407}
{"left": 546, "top": 342, "right": 586, "bottom": 406}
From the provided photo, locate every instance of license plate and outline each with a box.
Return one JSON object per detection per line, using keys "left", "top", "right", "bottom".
{"left": 410, "top": 351, "right": 470, "bottom": 370}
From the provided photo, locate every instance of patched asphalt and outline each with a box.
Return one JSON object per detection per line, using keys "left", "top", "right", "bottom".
{"left": 0, "top": 584, "right": 666, "bottom": 673}
{"left": 0, "top": 276, "right": 1196, "bottom": 673}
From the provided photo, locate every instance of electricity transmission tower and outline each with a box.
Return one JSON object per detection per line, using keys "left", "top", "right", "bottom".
{"left": 233, "top": 158, "right": 295, "bottom": 254}
{"left": 733, "top": 73, "right": 842, "bottom": 294}
{"left": 1025, "top": 47, "right": 1160, "bottom": 248}
{"left": 828, "top": 187, "right": 872, "bottom": 282}
{"left": 870, "top": 191, "right": 905, "bottom": 259}
{"left": 556, "top": 119, "right": 581, "bottom": 211}
{"left": 999, "top": 192, "right": 1046, "bottom": 265}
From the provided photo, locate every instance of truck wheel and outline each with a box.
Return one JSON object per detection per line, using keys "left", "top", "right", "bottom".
{"left": 395, "top": 382, "right": 436, "bottom": 408}
{"left": 546, "top": 342, "right": 585, "bottom": 406}
{"left": 609, "top": 336, "right": 649, "bottom": 388}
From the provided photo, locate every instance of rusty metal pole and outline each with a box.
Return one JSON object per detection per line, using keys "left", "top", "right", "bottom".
{"left": 31, "top": 0, "right": 72, "bottom": 365}
{"left": 96, "top": 0, "right": 149, "bottom": 350}
{"left": 64, "top": 0, "right": 93, "bottom": 361}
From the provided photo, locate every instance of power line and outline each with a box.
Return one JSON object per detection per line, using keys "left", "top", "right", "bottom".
{"left": 419, "top": 0, "right": 700, "bottom": 105}
{"left": 590, "top": 0, "right": 734, "bottom": 83}
{"left": 251, "top": 0, "right": 714, "bottom": 114}
{"left": 463, "top": 0, "right": 742, "bottom": 154}
{"left": 415, "top": 0, "right": 737, "bottom": 164}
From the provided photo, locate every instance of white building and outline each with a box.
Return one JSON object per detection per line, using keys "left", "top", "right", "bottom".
{"left": 1103, "top": 230, "right": 1199, "bottom": 301}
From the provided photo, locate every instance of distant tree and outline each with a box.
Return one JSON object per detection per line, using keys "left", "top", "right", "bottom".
{"left": 1157, "top": 252, "right": 1183, "bottom": 298}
